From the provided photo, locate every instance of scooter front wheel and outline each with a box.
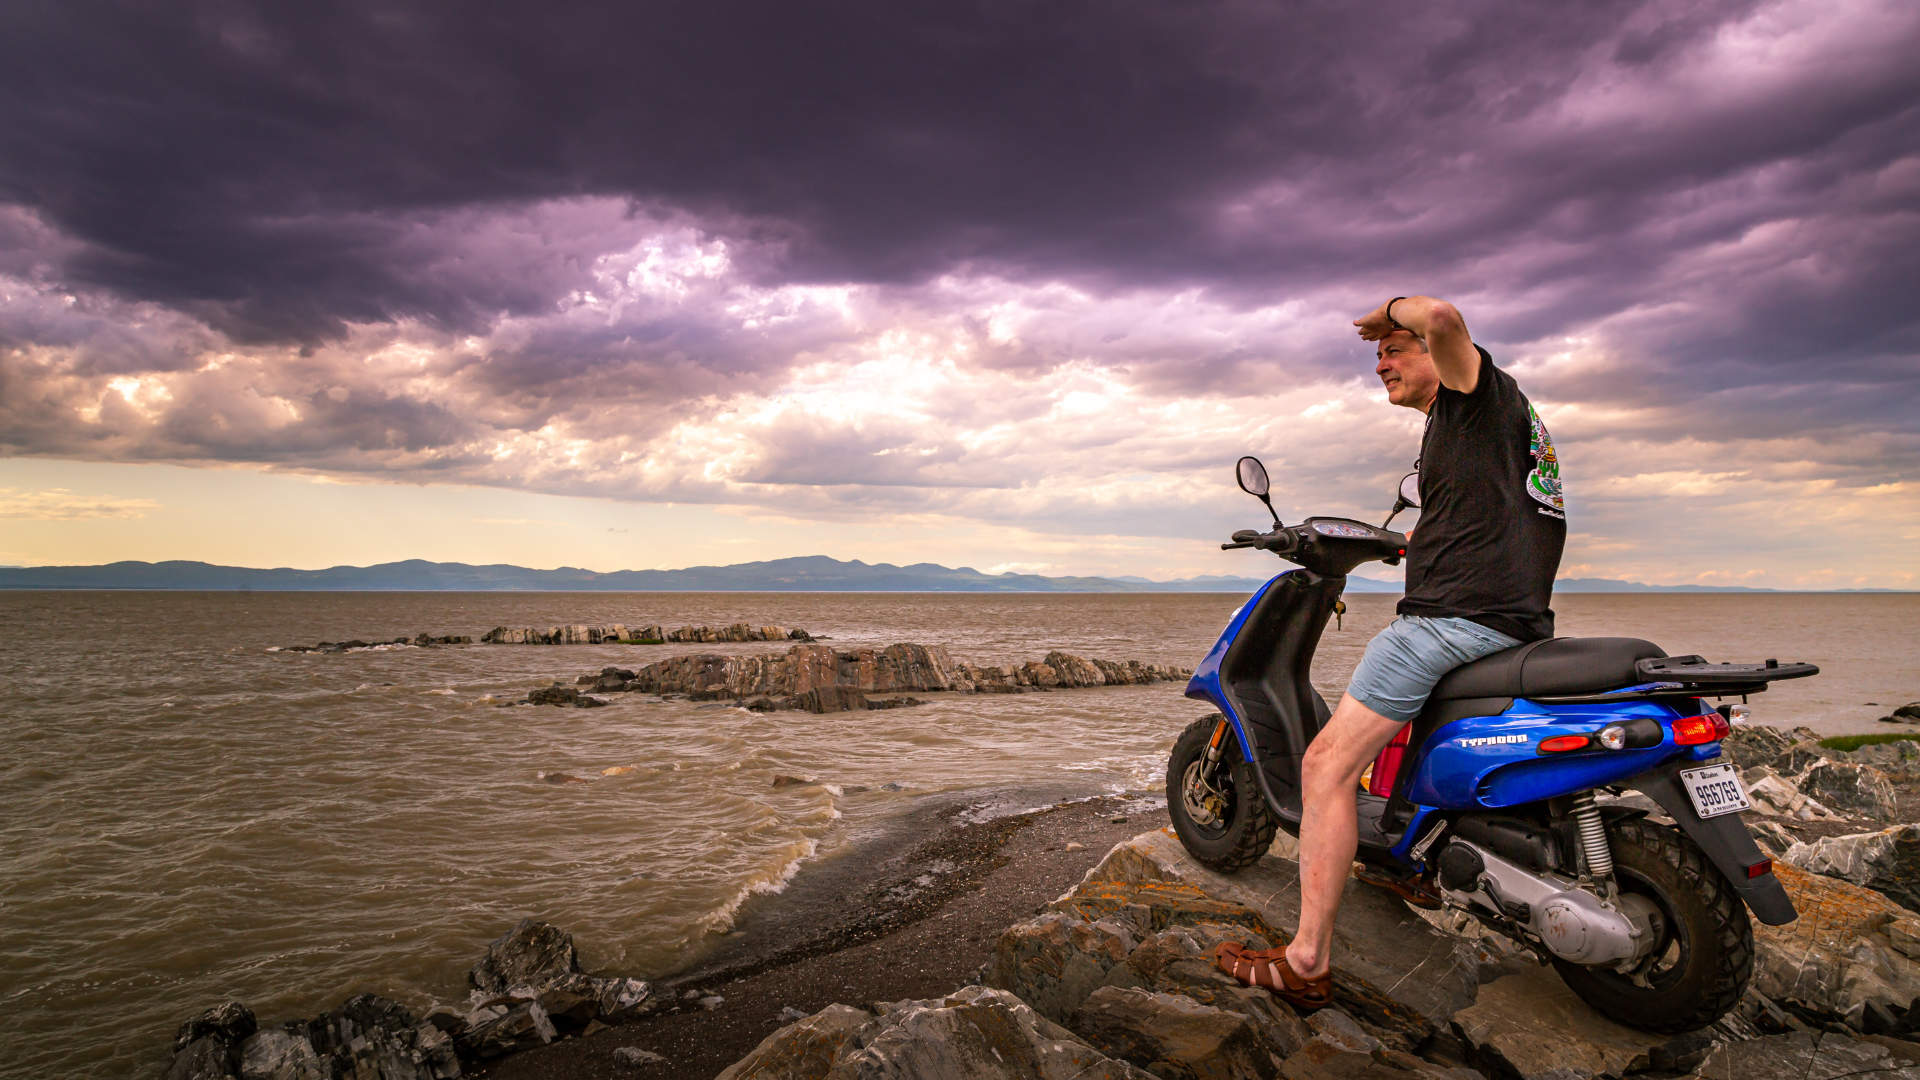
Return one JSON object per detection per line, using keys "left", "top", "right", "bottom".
{"left": 1166, "top": 714, "right": 1277, "bottom": 873}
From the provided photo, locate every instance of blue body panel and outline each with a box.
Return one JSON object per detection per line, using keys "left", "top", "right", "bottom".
{"left": 1183, "top": 571, "right": 1289, "bottom": 763}
{"left": 1405, "top": 698, "right": 1705, "bottom": 809}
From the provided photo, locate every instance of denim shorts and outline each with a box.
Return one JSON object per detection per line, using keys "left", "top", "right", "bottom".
{"left": 1346, "top": 615, "right": 1522, "bottom": 725}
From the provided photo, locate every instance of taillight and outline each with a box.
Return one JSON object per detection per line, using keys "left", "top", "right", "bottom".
{"left": 1538, "top": 734, "right": 1591, "bottom": 753}
{"left": 1671, "top": 712, "right": 1731, "bottom": 745}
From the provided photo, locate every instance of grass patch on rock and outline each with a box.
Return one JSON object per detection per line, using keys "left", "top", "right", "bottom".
{"left": 1818, "top": 732, "right": 1920, "bottom": 752}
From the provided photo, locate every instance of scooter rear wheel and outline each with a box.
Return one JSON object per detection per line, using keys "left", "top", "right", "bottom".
{"left": 1551, "top": 817, "right": 1753, "bottom": 1033}
{"left": 1167, "top": 714, "right": 1278, "bottom": 873}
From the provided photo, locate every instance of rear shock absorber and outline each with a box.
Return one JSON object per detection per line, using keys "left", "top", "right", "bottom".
{"left": 1570, "top": 791, "right": 1613, "bottom": 880}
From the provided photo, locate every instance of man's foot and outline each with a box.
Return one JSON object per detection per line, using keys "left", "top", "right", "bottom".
{"left": 1353, "top": 865, "right": 1443, "bottom": 910}
{"left": 1211, "top": 941, "right": 1332, "bottom": 1011}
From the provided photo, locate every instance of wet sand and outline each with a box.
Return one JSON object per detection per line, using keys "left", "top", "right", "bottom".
{"left": 476, "top": 791, "right": 1171, "bottom": 1080}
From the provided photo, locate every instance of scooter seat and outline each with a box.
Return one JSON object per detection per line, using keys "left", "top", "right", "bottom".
{"left": 1428, "top": 636, "right": 1666, "bottom": 700}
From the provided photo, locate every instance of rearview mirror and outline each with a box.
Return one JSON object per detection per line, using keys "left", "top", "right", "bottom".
{"left": 1383, "top": 471, "right": 1420, "bottom": 529}
{"left": 1235, "top": 456, "right": 1281, "bottom": 526}
{"left": 1236, "top": 456, "right": 1270, "bottom": 497}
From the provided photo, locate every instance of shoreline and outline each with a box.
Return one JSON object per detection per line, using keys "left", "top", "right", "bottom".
{"left": 475, "top": 789, "right": 1169, "bottom": 1079}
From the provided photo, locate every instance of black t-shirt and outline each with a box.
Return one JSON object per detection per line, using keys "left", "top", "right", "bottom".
{"left": 1397, "top": 346, "right": 1565, "bottom": 642}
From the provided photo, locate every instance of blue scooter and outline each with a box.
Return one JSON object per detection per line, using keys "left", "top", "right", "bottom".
{"left": 1166, "top": 456, "right": 1814, "bottom": 1032}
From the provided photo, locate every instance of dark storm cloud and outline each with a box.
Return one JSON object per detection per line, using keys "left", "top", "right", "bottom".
{"left": 9, "top": 0, "right": 1866, "bottom": 339}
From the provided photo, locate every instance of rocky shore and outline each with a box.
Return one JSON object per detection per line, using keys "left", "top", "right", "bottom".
{"left": 542, "top": 642, "right": 1192, "bottom": 713}
{"left": 163, "top": 726, "right": 1920, "bottom": 1080}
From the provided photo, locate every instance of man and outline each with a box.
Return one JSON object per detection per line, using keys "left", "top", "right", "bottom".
{"left": 1215, "top": 295, "right": 1566, "bottom": 1008}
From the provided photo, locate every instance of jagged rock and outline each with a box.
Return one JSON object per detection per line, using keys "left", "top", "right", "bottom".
{"left": 1069, "top": 984, "right": 1279, "bottom": 1079}
{"left": 1879, "top": 703, "right": 1920, "bottom": 725}
{"left": 276, "top": 995, "right": 458, "bottom": 1080}
{"left": 1742, "top": 766, "right": 1840, "bottom": 820}
{"left": 1685, "top": 1028, "right": 1917, "bottom": 1078}
{"left": 1304, "top": 1009, "right": 1381, "bottom": 1053}
{"left": 1798, "top": 761, "right": 1899, "bottom": 819}
{"left": 1278, "top": 1038, "right": 1486, "bottom": 1080}
{"left": 791, "top": 686, "right": 872, "bottom": 713}
{"left": 458, "top": 1001, "right": 555, "bottom": 1059}
{"left": 1108, "top": 923, "right": 1315, "bottom": 1058}
{"left": 612, "top": 1046, "right": 668, "bottom": 1067}
{"left": 471, "top": 919, "right": 581, "bottom": 994}
{"left": 523, "top": 685, "right": 606, "bottom": 708}
{"left": 1841, "top": 740, "right": 1920, "bottom": 780}
{"left": 1045, "top": 651, "right": 1109, "bottom": 688}
{"left": 1721, "top": 725, "right": 1817, "bottom": 772}
{"left": 176, "top": 1002, "right": 260, "bottom": 1054}
{"left": 1072, "top": 829, "right": 1477, "bottom": 1046}
{"left": 1752, "top": 862, "right": 1920, "bottom": 1029}
{"left": 824, "top": 985, "right": 1155, "bottom": 1079}
{"left": 167, "top": 1002, "right": 259, "bottom": 1079}
{"left": 1785, "top": 824, "right": 1920, "bottom": 911}
{"left": 484, "top": 624, "right": 636, "bottom": 645}
{"left": 236, "top": 1029, "right": 327, "bottom": 1080}
{"left": 615, "top": 643, "right": 1187, "bottom": 710}
{"left": 1749, "top": 819, "right": 1802, "bottom": 857}
{"left": 714, "top": 1004, "right": 873, "bottom": 1079}
{"left": 1453, "top": 965, "right": 1664, "bottom": 1080}
{"left": 593, "top": 977, "right": 655, "bottom": 1021}
{"left": 985, "top": 911, "right": 1138, "bottom": 1021}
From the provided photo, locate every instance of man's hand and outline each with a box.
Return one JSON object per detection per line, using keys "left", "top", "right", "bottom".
{"left": 1353, "top": 300, "right": 1400, "bottom": 342}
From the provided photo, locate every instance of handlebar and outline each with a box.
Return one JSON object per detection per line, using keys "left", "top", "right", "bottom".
{"left": 1221, "top": 527, "right": 1296, "bottom": 553}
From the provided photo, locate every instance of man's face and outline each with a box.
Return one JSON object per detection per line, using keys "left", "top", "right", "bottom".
{"left": 1375, "top": 331, "right": 1439, "bottom": 411}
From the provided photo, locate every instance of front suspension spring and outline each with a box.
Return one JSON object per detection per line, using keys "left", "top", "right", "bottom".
{"left": 1570, "top": 791, "right": 1613, "bottom": 879}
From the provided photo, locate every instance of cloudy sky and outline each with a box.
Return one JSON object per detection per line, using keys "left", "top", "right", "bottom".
{"left": 1, "top": 0, "right": 1915, "bottom": 587}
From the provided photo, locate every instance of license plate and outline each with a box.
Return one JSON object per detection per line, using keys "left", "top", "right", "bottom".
{"left": 1681, "top": 763, "right": 1752, "bottom": 819}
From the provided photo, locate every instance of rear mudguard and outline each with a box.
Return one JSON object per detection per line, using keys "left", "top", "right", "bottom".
{"left": 1629, "top": 761, "right": 1797, "bottom": 925}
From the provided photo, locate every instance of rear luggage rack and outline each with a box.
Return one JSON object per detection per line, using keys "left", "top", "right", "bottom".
{"left": 1632, "top": 655, "right": 1818, "bottom": 697}
{"left": 1528, "top": 656, "right": 1817, "bottom": 704}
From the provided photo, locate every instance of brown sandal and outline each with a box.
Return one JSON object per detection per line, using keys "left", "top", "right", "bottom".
{"left": 1353, "top": 865, "right": 1444, "bottom": 910}
{"left": 1212, "top": 941, "right": 1332, "bottom": 1011}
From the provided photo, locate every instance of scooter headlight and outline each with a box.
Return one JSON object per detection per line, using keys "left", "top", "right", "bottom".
{"left": 1598, "top": 725, "right": 1628, "bottom": 750}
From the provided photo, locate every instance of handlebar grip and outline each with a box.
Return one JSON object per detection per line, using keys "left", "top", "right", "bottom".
{"left": 1230, "top": 529, "right": 1263, "bottom": 543}
{"left": 1221, "top": 540, "right": 1256, "bottom": 549}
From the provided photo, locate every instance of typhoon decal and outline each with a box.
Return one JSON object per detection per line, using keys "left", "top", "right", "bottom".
{"left": 1527, "top": 404, "right": 1565, "bottom": 519}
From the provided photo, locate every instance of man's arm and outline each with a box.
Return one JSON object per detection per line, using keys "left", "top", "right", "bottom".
{"left": 1353, "top": 296, "right": 1480, "bottom": 394}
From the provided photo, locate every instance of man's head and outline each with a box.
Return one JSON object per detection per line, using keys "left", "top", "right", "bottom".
{"left": 1375, "top": 329, "right": 1439, "bottom": 412}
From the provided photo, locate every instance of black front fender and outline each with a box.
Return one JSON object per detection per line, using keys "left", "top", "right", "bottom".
{"left": 1629, "top": 761, "right": 1798, "bottom": 926}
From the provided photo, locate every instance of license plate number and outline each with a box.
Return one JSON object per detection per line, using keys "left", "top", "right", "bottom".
{"left": 1681, "top": 763, "right": 1752, "bottom": 819}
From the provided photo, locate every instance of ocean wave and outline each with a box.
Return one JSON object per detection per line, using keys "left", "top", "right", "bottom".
{"left": 698, "top": 836, "right": 819, "bottom": 935}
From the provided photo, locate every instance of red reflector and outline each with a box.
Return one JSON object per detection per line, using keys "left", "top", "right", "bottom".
{"left": 1671, "top": 714, "right": 1729, "bottom": 745}
{"left": 1747, "top": 859, "right": 1772, "bottom": 879}
{"left": 1539, "top": 734, "right": 1591, "bottom": 753}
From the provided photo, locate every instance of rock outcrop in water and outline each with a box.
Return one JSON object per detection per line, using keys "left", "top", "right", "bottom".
{"left": 279, "top": 632, "right": 473, "bottom": 652}
{"left": 572, "top": 642, "right": 1191, "bottom": 711}
{"left": 482, "top": 623, "right": 813, "bottom": 645}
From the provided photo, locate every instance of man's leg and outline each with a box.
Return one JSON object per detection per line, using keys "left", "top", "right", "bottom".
{"left": 1283, "top": 691, "right": 1406, "bottom": 979}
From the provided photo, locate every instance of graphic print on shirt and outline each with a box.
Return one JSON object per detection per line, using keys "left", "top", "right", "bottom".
{"left": 1527, "top": 403, "right": 1565, "bottom": 519}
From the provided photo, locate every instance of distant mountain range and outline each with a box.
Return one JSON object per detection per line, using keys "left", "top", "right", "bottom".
{"left": 0, "top": 556, "right": 1901, "bottom": 592}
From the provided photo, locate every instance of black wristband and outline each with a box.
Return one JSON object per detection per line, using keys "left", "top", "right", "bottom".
{"left": 1386, "top": 296, "right": 1408, "bottom": 331}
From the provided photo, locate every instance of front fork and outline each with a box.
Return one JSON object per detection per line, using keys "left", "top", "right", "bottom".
{"left": 1186, "top": 716, "right": 1235, "bottom": 824}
